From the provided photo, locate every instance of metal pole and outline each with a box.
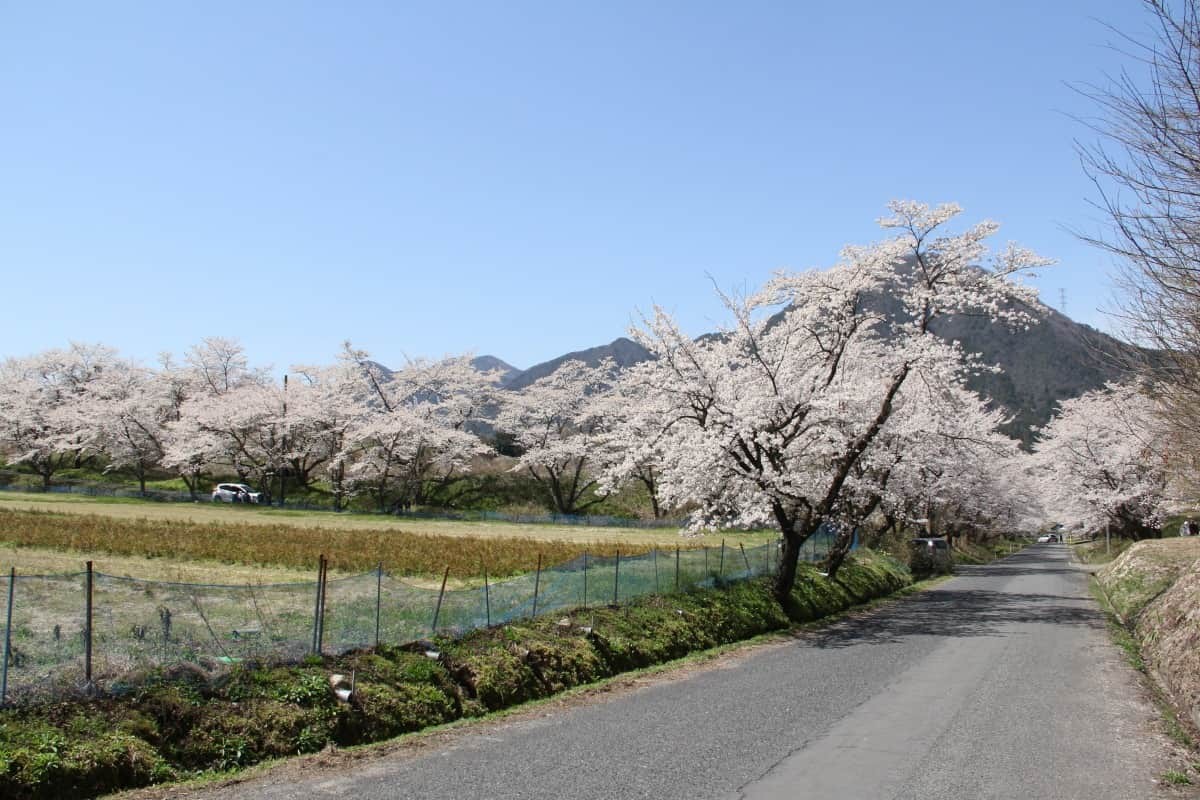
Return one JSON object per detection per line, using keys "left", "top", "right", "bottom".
{"left": 374, "top": 562, "right": 383, "bottom": 649}
{"left": 719, "top": 540, "right": 725, "bottom": 579}
{"left": 653, "top": 548, "right": 660, "bottom": 594}
{"left": 613, "top": 549, "right": 620, "bottom": 606}
{"left": 531, "top": 554, "right": 542, "bottom": 619}
{"left": 705, "top": 547, "right": 709, "bottom": 577}
{"left": 85, "top": 561, "right": 93, "bottom": 689}
{"left": 316, "top": 556, "right": 328, "bottom": 655}
{"left": 311, "top": 555, "right": 323, "bottom": 654}
{"left": 675, "top": 547, "right": 680, "bottom": 592}
{"left": 484, "top": 567, "right": 491, "bottom": 627}
{"left": 1, "top": 568, "right": 14, "bottom": 705}
{"left": 431, "top": 567, "right": 450, "bottom": 633}
{"left": 740, "top": 542, "right": 751, "bottom": 574}
{"left": 280, "top": 373, "right": 288, "bottom": 508}
{"left": 582, "top": 551, "right": 588, "bottom": 610}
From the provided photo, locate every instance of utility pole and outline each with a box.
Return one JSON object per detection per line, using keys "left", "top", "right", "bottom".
{"left": 280, "top": 373, "right": 287, "bottom": 508}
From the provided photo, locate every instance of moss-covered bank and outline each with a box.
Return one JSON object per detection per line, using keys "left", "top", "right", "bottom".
{"left": 0, "top": 551, "right": 910, "bottom": 800}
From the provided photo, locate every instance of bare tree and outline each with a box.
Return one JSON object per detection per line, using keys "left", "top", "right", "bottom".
{"left": 1077, "top": 0, "right": 1200, "bottom": 464}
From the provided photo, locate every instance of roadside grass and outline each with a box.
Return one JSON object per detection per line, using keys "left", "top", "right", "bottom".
{"left": 1073, "top": 537, "right": 1136, "bottom": 566}
{"left": 1092, "top": 538, "right": 1200, "bottom": 621}
{"left": 950, "top": 537, "right": 1026, "bottom": 565}
{"left": 0, "top": 550, "right": 912, "bottom": 800}
{"left": 1162, "top": 769, "right": 1192, "bottom": 786}
{"left": 1090, "top": 574, "right": 1200, "bottom": 788}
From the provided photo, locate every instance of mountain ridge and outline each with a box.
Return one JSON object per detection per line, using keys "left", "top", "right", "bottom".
{"left": 468, "top": 306, "right": 1135, "bottom": 444}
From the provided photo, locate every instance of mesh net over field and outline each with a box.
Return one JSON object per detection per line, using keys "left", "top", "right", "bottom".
{"left": 0, "top": 530, "right": 838, "bottom": 704}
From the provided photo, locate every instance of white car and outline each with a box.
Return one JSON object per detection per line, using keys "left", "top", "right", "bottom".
{"left": 211, "top": 483, "right": 263, "bottom": 504}
{"left": 1036, "top": 533, "right": 1060, "bottom": 543}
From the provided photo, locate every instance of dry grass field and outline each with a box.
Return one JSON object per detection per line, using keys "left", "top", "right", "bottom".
{"left": 0, "top": 491, "right": 773, "bottom": 547}
{"left": 0, "top": 495, "right": 771, "bottom": 581}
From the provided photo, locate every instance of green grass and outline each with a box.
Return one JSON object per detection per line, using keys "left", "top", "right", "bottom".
{"left": 1072, "top": 536, "right": 1135, "bottom": 566}
{"left": 1090, "top": 576, "right": 1145, "bottom": 669}
{"left": 1161, "top": 770, "right": 1192, "bottom": 786}
{"left": 0, "top": 549, "right": 912, "bottom": 800}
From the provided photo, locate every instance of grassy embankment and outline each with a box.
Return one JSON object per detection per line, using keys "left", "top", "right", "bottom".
{"left": 0, "top": 550, "right": 912, "bottom": 800}
{"left": 1088, "top": 537, "right": 1200, "bottom": 786}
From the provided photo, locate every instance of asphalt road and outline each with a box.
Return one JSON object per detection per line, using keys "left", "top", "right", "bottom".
{"left": 158, "top": 545, "right": 1181, "bottom": 800}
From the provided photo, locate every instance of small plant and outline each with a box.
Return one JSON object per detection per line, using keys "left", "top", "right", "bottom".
{"left": 1161, "top": 770, "right": 1191, "bottom": 786}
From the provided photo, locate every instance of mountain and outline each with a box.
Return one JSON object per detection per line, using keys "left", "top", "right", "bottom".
{"left": 502, "top": 337, "right": 652, "bottom": 391}
{"left": 931, "top": 305, "right": 1136, "bottom": 443}
{"left": 486, "top": 308, "right": 1135, "bottom": 445}
{"left": 470, "top": 355, "right": 521, "bottom": 387}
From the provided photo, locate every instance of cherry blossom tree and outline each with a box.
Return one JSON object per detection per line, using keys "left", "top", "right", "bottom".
{"left": 597, "top": 363, "right": 674, "bottom": 518}
{"left": 83, "top": 358, "right": 178, "bottom": 493}
{"left": 342, "top": 346, "right": 494, "bottom": 512}
{"left": 0, "top": 343, "right": 119, "bottom": 487}
{"left": 1032, "top": 381, "right": 1168, "bottom": 538}
{"left": 634, "top": 201, "right": 1049, "bottom": 599}
{"left": 496, "top": 359, "right": 616, "bottom": 515}
{"left": 161, "top": 337, "right": 283, "bottom": 496}
{"left": 864, "top": 385, "right": 1024, "bottom": 548}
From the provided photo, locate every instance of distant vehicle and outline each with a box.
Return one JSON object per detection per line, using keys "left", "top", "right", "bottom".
{"left": 909, "top": 537, "right": 952, "bottom": 575}
{"left": 1036, "top": 533, "right": 1060, "bottom": 543}
{"left": 211, "top": 483, "right": 263, "bottom": 504}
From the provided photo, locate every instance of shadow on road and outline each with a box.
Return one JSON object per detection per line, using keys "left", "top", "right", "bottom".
{"left": 808, "top": 549, "right": 1104, "bottom": 648}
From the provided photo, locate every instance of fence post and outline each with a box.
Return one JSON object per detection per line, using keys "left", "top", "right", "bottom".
{"left": 719, "top": 539, "right": 725, "bottom": 579}
{"left": 316, "top": 556, "right": 329, "bottom": 656}
{"left": 704, "top": 547, "right": 709, "bottom": 577}
{"left": 531, "top": 554, "right": 542, "bottom": 619}
{"left": 1, "top": 567, "right": 13, "bottom": 705}
{"left": 311, "top": 555, "right": 324, "bottom": 654}
{"left": 431, "top": 567, "right": 450, "bottom": 634}
{"left": 582, "top": 551, "right": 589, "bottom": 610}
{"left": 675, "top": 547, "right": 680, "bottom": 592}
{"left": 653, "top": 548, "right": 660, "bottom": 593}
{"left": 374, "top": 562, "right": 383, "bottom": 649}
{"left": 483, "top": 567, "right": 491, "bottom": 627}
{"left": 84, "top": 561, "right": 94, "bottom": 691}
{"left": 740, "top": 542, "right": 751, "bottom": 574}
{"left": 613, "top": 549, "right": 621, "bottom": 606}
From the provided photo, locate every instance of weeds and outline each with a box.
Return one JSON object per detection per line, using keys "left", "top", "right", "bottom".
{"left": 1161, "top": 770, "right": 1192, "bottom": 786}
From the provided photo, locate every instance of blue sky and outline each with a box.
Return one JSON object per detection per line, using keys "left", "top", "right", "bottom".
{"left": 0, "top": 1, "right": 1151, "bottom": 373}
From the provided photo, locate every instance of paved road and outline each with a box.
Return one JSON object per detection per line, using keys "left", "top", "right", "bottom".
{"left": 163, "top": 546, "right": 1180, "bottom": 800}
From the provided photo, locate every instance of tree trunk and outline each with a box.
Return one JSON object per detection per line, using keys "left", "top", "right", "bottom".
{"left": 773, "top": 525, "right": 802, "bottom": 603}
{"left": 771, "top": 503, "right": 806, "bottom": 603}
{"left": 825, "top": 523, "right": 856, "bottom": 578}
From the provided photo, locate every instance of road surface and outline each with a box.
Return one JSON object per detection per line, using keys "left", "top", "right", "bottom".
{"left": 148, "top": 545, "right": 1186, "bottom": 800}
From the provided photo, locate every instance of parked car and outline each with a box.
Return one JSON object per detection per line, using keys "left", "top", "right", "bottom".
{"left": 211, "top": 483, "right": 263, "bottom": 504}
{"left": 1036, "top": 533, "right": 1060, "bottom": 543}
{"left": 909, "top": 537, "right": 952, "bottom": 576}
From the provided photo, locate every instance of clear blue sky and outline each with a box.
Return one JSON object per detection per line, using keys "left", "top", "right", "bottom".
{"left": 0, "top": 1, "right": 1152, "bottom": 373}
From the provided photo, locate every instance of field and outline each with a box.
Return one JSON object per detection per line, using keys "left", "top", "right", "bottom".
{"left": 0, "top": 497, "right": 785, "bottom": 705}
{"left": 0, "top": 491, "right": 773, "bottom": 548}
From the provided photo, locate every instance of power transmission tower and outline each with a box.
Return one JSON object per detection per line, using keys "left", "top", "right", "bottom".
{"left": 1059, "top": 288, "right": 1067, "bottom": 313}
